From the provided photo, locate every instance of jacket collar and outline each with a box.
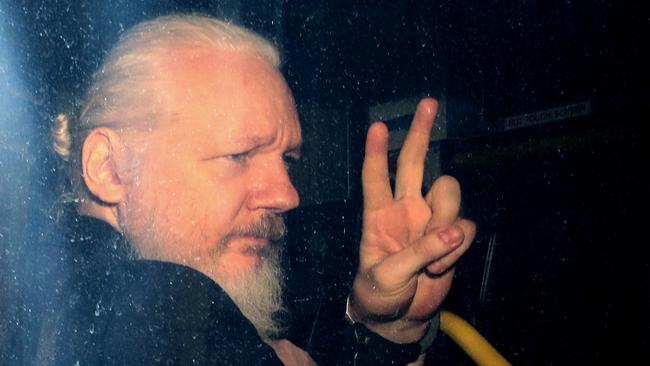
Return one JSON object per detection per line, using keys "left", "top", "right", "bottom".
{"left": 63, "top": 215, "right": 136, "bottom": 269}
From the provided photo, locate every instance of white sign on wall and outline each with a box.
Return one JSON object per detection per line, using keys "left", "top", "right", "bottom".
{"left": 504, "top": 101, "right": 591, "bottom": 131}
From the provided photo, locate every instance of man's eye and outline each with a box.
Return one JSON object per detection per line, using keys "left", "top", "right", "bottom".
{"left": 227, "top": 152, "right": 249, "bottom": 164}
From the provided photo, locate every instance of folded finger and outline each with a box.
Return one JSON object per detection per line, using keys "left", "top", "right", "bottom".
{"left": 426, "top": 218, "right": 476, "bottom": 275}
{"left": 425, "top": 175, "right": 461, "bottom": 230}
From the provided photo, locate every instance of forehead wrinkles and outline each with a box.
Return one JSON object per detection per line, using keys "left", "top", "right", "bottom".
{"left": 236, "top": 60, "right": 302, "bottom": 148}
{"left": 155, "top": 48, "right": 301, "bottom": 148}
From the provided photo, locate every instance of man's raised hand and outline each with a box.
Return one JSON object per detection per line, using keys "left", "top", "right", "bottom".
{"left": 350, "top": 98, "right": 476, "bottom": 343}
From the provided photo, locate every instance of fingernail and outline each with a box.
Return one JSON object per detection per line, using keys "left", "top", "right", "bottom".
{"left": 438, "top": 228, "right": 462, "bottom": 247}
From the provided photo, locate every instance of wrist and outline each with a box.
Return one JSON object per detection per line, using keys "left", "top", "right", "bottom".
{"left": 362, "top": 318, "right": 429, "bottom": 344}
{"left": 346, "top": 296, "right": 440, "bottom": 351}
{"left": 345, "top": 296, "right": 428, "bottom": 344}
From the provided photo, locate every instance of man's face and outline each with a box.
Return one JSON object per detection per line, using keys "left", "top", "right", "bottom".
{"left": 119, "top": 48, "right": 301, "bottom": 290}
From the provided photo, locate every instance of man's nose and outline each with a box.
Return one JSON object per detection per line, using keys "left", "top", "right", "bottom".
{"left": 247, "top": 162, "right": 300, "bottom": 213}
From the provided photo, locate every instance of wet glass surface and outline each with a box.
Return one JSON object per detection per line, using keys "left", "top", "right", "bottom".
{"left": 1, "top": 1, "right": 647, "bottom": 365}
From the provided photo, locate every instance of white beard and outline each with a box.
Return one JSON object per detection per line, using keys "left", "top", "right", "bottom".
{"left": 120, "top": 188, "right": 288, "bottom": 338}
{"left": 214, "top": 245, "right": 287, "bottom": 338}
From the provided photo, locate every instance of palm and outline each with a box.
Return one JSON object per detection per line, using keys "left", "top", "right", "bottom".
{"left": 351, "top": 98, "right": 474, "bottom": 341}
{"left": 360, "top": 196, "right": 452, "bottom": 321}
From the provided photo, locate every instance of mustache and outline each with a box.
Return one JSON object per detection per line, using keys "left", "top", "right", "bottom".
{"left": 219, "top": 214, "right": 287, "bottom": 248}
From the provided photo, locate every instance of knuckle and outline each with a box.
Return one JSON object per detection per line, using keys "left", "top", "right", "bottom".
{"left": 457, "top": 219, "right": 477, "bottom": 240}
{"left": 426, "top": 262, "right": 449, "bottom": 276}
{"left": 434, "top": 175, "right": 460, "bottom": 190}
{"left": 412, "top": 236, "right": 437, "bottom": 259}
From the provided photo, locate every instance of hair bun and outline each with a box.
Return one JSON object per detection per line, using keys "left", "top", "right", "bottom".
{"left": 52, "top": 113, "right": 72, "bottom": 161}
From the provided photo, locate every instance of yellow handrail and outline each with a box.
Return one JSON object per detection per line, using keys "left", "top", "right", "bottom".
{"left": 440, "top": 310, "right": 512, "bottom": 366}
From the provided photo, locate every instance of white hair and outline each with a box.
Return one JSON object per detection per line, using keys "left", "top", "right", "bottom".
{"left": 52, "top": 14, "right": 281, "bottom": 203}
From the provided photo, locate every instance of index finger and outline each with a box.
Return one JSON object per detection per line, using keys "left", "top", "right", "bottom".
{"left": 362, "top": 122, "right": 393, "bottom": 211}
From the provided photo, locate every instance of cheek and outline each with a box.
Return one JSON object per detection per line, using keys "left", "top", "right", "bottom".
{"left": 163, "top": 181, "right": 252, "bottom": 275}
{"left": 126, "top": 153, "right": 251, "bottom": 257}
{"left": 155, "top": 168, "right": 249, "bottom": 246}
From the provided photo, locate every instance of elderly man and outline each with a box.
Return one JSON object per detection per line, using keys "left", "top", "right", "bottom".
{"left": 35, "top": 14, "right": 474, "bottom": 365}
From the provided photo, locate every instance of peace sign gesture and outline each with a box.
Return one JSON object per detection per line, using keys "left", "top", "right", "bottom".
{"left": 349, "top": 98, "right": 476, "bottom": 344}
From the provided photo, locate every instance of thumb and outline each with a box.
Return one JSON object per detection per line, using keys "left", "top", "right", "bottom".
{"left": 371, "top": 225, "right": 464, "bottom": 290}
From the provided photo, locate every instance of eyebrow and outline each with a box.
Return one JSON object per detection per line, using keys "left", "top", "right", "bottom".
{"left": 235, "top": 134, "right": 273, "bottom": 149}
{"left": 229, "top": 134, "right": 303, "bottom": 155}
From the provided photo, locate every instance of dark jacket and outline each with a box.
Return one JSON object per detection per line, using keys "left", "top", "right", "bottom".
{"left": 31, "top": 216, "right": 282, "bottom": 366}
{"left": 17, "top": 216, "right": 423, "bottom": 366}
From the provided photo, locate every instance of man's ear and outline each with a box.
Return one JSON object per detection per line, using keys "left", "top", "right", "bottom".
{"left": 81, "top": 128, "right": 127, "bottom": 205}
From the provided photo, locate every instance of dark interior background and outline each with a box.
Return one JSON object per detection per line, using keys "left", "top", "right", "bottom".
{"left": 1, "top": 1, "right": 648, "bottom": 365}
